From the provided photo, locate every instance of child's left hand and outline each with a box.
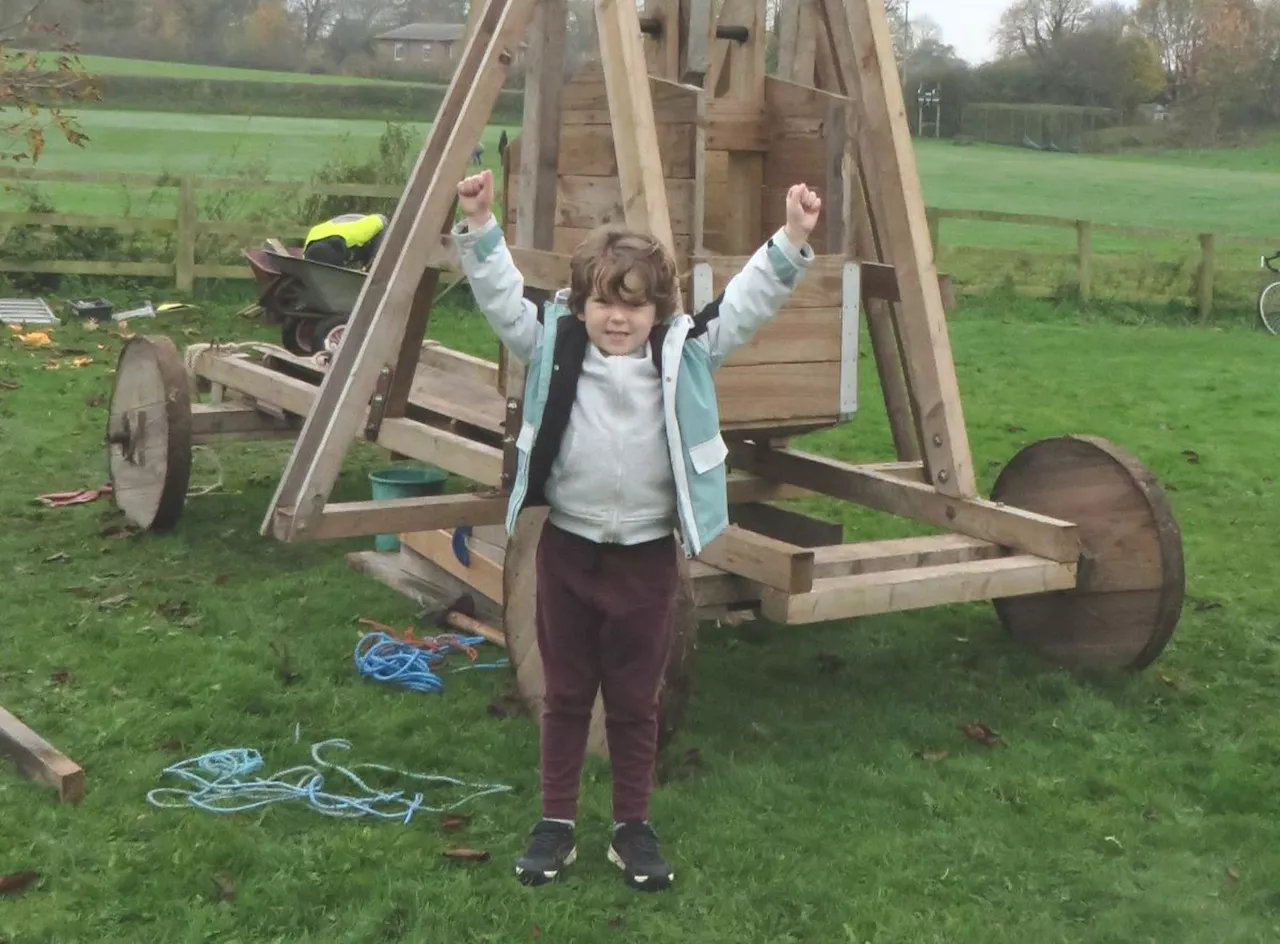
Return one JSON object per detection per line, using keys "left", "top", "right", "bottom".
{"left": 784, "top": 183, "right": 822, "bottom": 247}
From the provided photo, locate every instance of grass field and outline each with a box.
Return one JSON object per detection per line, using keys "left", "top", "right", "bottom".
{"left": 28, "top": 50, "right": 424, "bottom": 87}
{"left": 1, "top": 293, "right": 1277, "bottom": 942}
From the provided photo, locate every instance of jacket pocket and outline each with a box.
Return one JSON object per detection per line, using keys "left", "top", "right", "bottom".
{"left": 688, "top": 433, "right": 728, "bottom": 474}
{"left": 516, "top": 422, "right": 536, "bottom": 453}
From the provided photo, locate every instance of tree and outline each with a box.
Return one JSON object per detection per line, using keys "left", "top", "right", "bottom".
{"left": 0, "top": 0, "right": 99, "bottom": 163}
{"left": 287, "top": 0, "right": 337, "bottom": 47}
{"left": 994, "top": 0, "right": 1093, "bottom": 59}
{"left": 1133, "top": 0, "right": 1206, "bottom": 99}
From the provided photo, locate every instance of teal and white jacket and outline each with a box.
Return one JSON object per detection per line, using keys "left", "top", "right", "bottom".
{"left": 451, "top": 215, "right": 813, "bottom": 558}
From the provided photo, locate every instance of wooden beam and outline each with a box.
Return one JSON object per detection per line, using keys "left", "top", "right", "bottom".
{"left": 0, "top": 706, "right": 84, "bottom": 804}
{"left": 729, "top": 501, "right": 844, "bottom": 548}
{"left": 274, "top": 493, "right": 508, "bottom": 543}
{"left": 506, "top": 0, "right": 566, "bottom": 493}
{"left": 399, "top": 528, "right": 506, "bottom": 603}
{"left": 697, "top": 524, "right": 815, "bottom": 593}
{"left": 761, "top": 555, "right": 1079, "bottom": 625}
{"left": 261, "top": 0, "right": 538, "bottom": 542}
{"left": 190, "top": 401, "right": 298, "bottom": 444}
{"left": 816, "top": 0, "right": 973, "bottom": 496}
{"left": 682, "top": 0, "right": 713, "bottom": 85}
{"left": 419, "top": 341, "right": 500, "bottom": 389}
{"left": 812, "top": 533, "right": 1004, "bottom": 579}
{"left": 727, "top": 443, "right": 1081, "bottom": 563}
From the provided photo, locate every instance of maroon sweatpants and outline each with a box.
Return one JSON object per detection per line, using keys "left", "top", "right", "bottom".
{"left": 535, "top": 521, "right": 678, "bottom": 823}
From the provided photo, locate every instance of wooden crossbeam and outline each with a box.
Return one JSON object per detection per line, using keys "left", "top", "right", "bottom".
{"left": 728, "top": 442, "right": 1081, "bottom": 563}
{"left": 816, "top": 0, "right": 974, "bottom": 497}
{"left": 698, "top": 524, "right": 815, "bottom": 593}
{"left": 274, "top": 493, "right": 508, "bottom": 543}
{"left": 261, "top": 0, "right": 538, "bottom": 542}
{"left": 761, "top": 555, "right": 1079, "bottom": 625}
{"left": 0, "top": 706, "right": 83, "bottom": 804}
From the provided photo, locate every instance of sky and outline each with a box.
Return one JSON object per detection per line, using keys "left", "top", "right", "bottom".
{"left": 906, "top": 0, "right": 1008, "bottom": 64}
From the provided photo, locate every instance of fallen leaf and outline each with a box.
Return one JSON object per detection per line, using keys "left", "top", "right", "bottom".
{"left": 99, "top": 522, "right": 138, "bottom": 539}
{"left": 160, "top": 739, "right": 186, "bottom": 753}
{"left": 212, "top": 874, "right": 236, "bottom": 903}
{"left": 0, "top": 871, "right": 39, "bottom": 896}
{"left": 914, "top": 749, "right": 949, "bottom": 762}
{"left": 1006, "top": 425, "right": 1026, "bottom": 433}
{"left": 71, "top": 356, "right": 94, "bottom": 368}
{"left": 442, "top": 847, "right": 490, "bottom": 863}
{"left": 1226, "top": 867, "right": 1239, "bottom": 883}
{"left": 530, "top": 928, "right": 542, "bottom": 939}
{"left": 110, "top": 686, "right": 127, "bottom": 698}
{"left": 43, "top": 552, "right": 70, "bottom": 563}
{"left": 43, "top": 359, "right": 60, "bottom": 370}
{"left": 84, "top": 319, "right": 99, "bottom": 331}
{"left": 50, "top": 670, "right": 69, "bottom": 685}
{"left": 1182, "top": 449, "right": 1200, "bottom": 465}
{"left": 64, "top": 586, "right": 93, "bottom": 598}
{"left": 97, "top": 593, "right": 132, "bottom": 610}
{"left": 6, "top": 323, "right": 20, "bottom": 332}
{"left": 960, "top": 723, "right": 1004, "bottom": 747}
{"left": 214, "top": 574, "right": 231, "bottom": 586}
{"left": 18, "top": 332, "right": 51, "bottom": 345}
{"left": 1193, "top": 598, "right": 1222, "bottom": 613}
{"left": 441, "top": 814, "right": 470, "bottom": 832}
{"left": 0, "top": 379, "right": 18, "bottom": 390}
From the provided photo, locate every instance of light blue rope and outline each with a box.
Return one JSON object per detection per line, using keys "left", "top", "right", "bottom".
{"left": 353, "top": 631, "right": 508, "bottom": 694}
{"left": 145, "top": 738, "right": 512, "bottom": 823}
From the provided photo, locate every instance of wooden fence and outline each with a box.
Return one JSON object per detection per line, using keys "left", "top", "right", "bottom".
{"left": 0, "top": 166, "right": 1269, "bottom": 320}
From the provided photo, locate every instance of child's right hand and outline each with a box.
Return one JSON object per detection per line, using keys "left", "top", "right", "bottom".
{"left": 457, "top": 169, "right": 494, "bottom": 227}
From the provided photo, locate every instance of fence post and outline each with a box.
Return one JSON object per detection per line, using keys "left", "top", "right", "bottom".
{"left": 175, "top": 177, "right": 197, "bottom": 293}
{"left": 926, "top": 206, "right": 940, "bottom": 256}
{"left": 1075, "top": 220, "right": 1092, "bottom": 302}
{"left": 1198, "top": 233, "right": 1215, "bottom": 322}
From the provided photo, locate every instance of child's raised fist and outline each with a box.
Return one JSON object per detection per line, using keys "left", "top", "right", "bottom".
{"left": 784, "top": 183, "right": 822, "bottom": 248}
{"left": 457, "top": 169, "right": 494, "bottom": 226}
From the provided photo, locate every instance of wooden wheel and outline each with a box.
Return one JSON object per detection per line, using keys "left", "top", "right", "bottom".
{"left": 991, "top": 435, "right": 1185, "bottom": 671}
{"left": 502, "top": 508, "right": 698, "bottom": 759}
{"left": 106, "top": 335, "right": 192, "bottom": 532}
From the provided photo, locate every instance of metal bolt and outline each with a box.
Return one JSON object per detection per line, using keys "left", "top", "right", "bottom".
{"left": 945, "top": 505, "right": 956, "bottom": 521}
{"left": 938, "top": 469, "right": 949, "bottom": 483}
{"left": 499, "top": 50, "right": 512, "bottom": 66}
{"left": 932, "top": 434, "right": 942, "bottom": 447}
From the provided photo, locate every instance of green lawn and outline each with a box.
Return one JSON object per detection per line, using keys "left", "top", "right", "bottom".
{"left": 27, "top": 50, "right": 424, "bottom": 87}
{"left": 1, "top": 294, "right": 1277, "bottom": 941}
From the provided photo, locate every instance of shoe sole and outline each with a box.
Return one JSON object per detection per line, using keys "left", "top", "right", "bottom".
{"left": 607, "top": 845, "right": 673, "bottom": 892}
{"left": 515, "top": 846, "right": 577, "bottom": 886}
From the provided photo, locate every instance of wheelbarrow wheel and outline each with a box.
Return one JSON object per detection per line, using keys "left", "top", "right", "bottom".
{"left": 280, "top": 317, "right": 316, "bottom": 356}
{"left": 313, "top": 315, "right": 347, "bottom": 354}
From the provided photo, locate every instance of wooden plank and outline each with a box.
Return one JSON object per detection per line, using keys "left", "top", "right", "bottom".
{"left": 347, "top": 548, "right": 507, "bottom": 628}
{"left": 725, "top": 472, "right": 812, "bottom": 503}
{"left": 720, "top": 308, "right": 843, "bottom": 366}
{"left": 693, "top": 253, "right": 846, "bottom": 308}
{"left": 812, "top": 533, "right": 1004, "bottom": 579}
{"left": 508, "top": 174, "right": 697, "bottom": 235}
{"left": 727, "top": 442, "right": 1082, "bottom": 563}
{"left": 730, "top": 502, "right": 844, "bottom": 547}
{"left": 817, "top": 0, "right": 975, "bottom": 498}
{"left": 0, "top": 211, "right": 176, "bottom": 231}
{"left": 0, "top": 706, "right": 84, "bottom": 804}
{"left": 282, "top": 492, "right": 509, "bottom": 543}
{"left": 714, "top": 361, "right": 841, "bottom": 425}
{"left": 697, "top": 524, "right": 815, "bottom": 593}
{"left": 933, "top": 208, "right": 1080, "bottom": 229}
{"left": 0, "top": 259, "right": 170, "bottom": 277}
{"left": 419, "top": 341, "right": 500, "bottom": 389}
{"left": 399, "top": 528, "right": 506, "bottom": 603}
{"left": 557, "top": 121, "right": 697, "bottom": 177}
{"left": 682, "top": 0, "right": 713, "bottom": 85}
{"left": 175, "top": 177, "right": 197, "bottom": 293}
{"left": 191, "top": 401, "right": 297, "bottom": 444}
{"left": 761, "top": 555, "right": 1078, "bottom": 624}
{"left": 262, "top": 0, "right": 539, "bottom": 541}
{"left": 560, "top": 66, "right": 700, "bottom": 124}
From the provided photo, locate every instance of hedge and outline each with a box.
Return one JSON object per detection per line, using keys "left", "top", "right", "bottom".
{"left": 960, "top": 103, "right": 1122, "bottom": 154}
{"left": 78, "top": 74, "right": 526, "bottom": 124}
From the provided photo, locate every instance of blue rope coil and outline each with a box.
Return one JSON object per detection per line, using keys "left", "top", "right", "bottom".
{"left": 145, "top": 738, "right": 512, "bottom": 823}
{"left": 353, "top": 631, "right": 508, "bottom": 694}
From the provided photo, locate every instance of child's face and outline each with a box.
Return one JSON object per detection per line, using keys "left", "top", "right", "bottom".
{"left": 579, "top": 295, "right": 657, "bottom": 357}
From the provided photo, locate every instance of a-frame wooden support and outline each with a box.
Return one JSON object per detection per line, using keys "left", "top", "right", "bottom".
{"left": 259, "top": 0, "right": 982, "bottom": 544}
{"left": 261, "top": 0, "right": 682, "bottom": 541}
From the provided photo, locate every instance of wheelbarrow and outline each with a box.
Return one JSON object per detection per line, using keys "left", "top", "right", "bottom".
{"left": 242, "top": 247, "right": 367, "bottom": 356}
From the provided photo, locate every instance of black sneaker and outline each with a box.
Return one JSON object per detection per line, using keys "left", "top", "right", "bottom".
{"left": 608, "top": 821, "right": 673, "bottom": 891}
{"left": 514, "top": 820, "right": 577, "bottom": 886}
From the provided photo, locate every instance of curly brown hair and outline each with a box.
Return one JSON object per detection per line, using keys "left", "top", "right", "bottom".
{"left": 567, "top": 226, "right": 680, "bottom": 323}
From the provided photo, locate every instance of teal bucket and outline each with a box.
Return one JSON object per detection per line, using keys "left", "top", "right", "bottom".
{"left": 368, "top": 465, "right": 448, "bottom": 552}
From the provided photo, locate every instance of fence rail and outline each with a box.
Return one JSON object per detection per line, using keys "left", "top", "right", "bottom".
{"left": 0, "top": 167, "right": 1271, "bottom": 320}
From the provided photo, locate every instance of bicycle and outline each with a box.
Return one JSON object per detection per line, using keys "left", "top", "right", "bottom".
{"left": 1258, "top": 251, "right": 1280, "bottom": 334}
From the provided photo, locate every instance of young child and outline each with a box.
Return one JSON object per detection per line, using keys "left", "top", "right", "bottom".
{"left": 452, "top": 169, "right": 821, "bottom": 891}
